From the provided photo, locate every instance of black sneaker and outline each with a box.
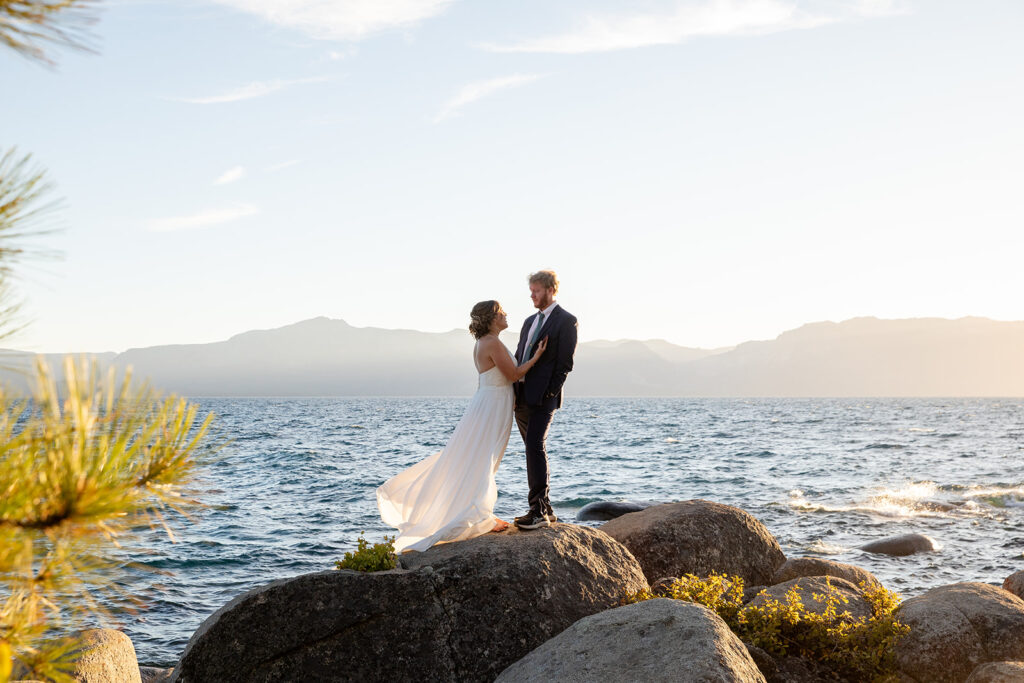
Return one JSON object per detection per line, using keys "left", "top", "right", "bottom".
{"left": 514, "top": 511, "right": 535, "bottom": 526}
{"left": 515, "top": 511, "right": 550, "bottom": 530}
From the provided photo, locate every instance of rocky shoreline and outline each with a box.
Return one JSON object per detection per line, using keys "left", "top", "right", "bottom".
{"left": 33, "top": 500, "right": 1024, "bottom": 682}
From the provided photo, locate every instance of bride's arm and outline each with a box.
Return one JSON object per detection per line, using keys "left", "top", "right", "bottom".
{"left": 487, "top": 337, "right": 547, "bottom": 382}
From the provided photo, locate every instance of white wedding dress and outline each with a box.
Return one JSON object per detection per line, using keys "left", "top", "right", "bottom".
{"left": 377, "top": 347, "right": 514, "bottom": 553}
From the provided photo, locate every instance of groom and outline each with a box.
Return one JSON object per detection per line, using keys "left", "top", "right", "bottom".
{"left": 513, "top": 270, "right": 578, "bottom": 530}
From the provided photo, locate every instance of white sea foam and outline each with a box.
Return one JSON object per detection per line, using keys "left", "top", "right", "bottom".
{"left": 961, "top": 485, "right": 1024, "bottom": 508}
{"left": 867, "top": 482, "right": 941, "bottom": 516}
{"left": 786, "top": 490, "right": 824, "bottom": 512}
{"left": 786, "top": 481, "right": 994, "bottom": 519}
{"left": 908, "top": 427, "right": 936, "bottom": 432}
{"left": 664, "top": 437, "right": 679, "bottom": 443}
{"left": 877, "top": 481, "right": 938, "bottom": 500}
{"left": 962, "top": 485, "right": 1024, "bottom": 498}
{"left": 787, "top": 497, "right": 826, "bottom": 512}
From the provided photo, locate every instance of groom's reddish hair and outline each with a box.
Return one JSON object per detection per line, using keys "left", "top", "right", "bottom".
{"left": 528, "top": 270, "right": 558, "bottom": 294}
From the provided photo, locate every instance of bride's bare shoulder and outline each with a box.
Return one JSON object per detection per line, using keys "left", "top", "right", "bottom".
{"left": 476, "top": 335, "right": 501, "bottom": 350}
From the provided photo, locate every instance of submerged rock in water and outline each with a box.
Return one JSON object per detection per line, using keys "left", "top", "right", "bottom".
{"left": 860, "top": 533, "right": 939, "bottom": 556}
{"left": 600, "top": 500, "right": 786, "bottom": 586}
{"left": 576, "top": 500, "right": 653, "bottom": 521}
{"left": 496, "top": 599, "right": 765, "bottom": 683}
{"left": 771, "top": 557, "right": 882, "bottom": 589}
{"left": 920, "top": 499, "right": 960, "bottom": 513}
{"left": 171, "top": 524, "right": 647, "bottom": 683}
{"left": 895, "top": 582, "right": 1024, "bottom": 683}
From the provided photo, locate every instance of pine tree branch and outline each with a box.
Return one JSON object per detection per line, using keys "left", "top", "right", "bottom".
{"left": 0, "top": 0, "right": 99, "bottom": 66}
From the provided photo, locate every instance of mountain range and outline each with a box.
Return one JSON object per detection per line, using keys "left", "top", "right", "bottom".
{"left": 2, "top": 316, "right": 1022, "bottom": 397}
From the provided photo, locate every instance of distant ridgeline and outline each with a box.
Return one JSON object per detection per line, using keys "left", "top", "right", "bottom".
{"left": 2, "top": 316, "right": 1023, "bottom": 397}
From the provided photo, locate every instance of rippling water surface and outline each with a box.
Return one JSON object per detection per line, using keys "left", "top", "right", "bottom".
{"left": 117, "top": 398, "right": 1023, "bottom": 665}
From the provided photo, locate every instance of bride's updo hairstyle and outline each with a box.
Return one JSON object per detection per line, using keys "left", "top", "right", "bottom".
{"left": 469, "top": 300, "right": 500, "bottom": 339}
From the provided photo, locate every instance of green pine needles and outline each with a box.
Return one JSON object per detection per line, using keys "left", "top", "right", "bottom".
{"left": 624, "top": 573, "right": 910, "bottom": 682}
{"left": 0, "top": 0, "right": 99, "bottom": 65}
{"left": 1, "top": 356, "right": 217, "bottom": 682}
{"left": 336, "top": 534, "right": 397, "bottom": 572}
{"left": 1, "top": 3, "right": 212, "bottom": 678}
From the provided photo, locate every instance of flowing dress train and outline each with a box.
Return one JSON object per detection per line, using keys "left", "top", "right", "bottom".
{"left": 377, "top": 353, "right": 513, "bottom": 553}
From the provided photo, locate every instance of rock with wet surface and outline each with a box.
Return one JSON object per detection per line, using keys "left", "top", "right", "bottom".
{"left": 860, "top": 533, "right": 939, "bottom": 556}
{"left": 576, "top": 500, "right": 653, "bottom": 522}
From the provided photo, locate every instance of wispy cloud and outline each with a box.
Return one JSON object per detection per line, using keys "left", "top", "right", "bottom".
{"left": 434, "top": 74, "right": 544, "bottom": 123}
{"left": 170, "top": 76, "right": 329, "bottom": 104}
{"left": 484, "top": 0, "right": 906, "bottom": 54}
{"left": 323, "top": 47, "right": 357, "bottom": 62}
{"left": 214, "top": 166, "right": 246, "bottom": 185}
{"left": 147, "top": 204, "right": 259, "bottom": 232}
{"left": 848, "top": 0, "right": 907, "bottom": 18}
{"left": 209, "top": 0, "right": 455, "bottom": 40}
{"left": 265, "top": 159, "right": 301, "bottom": 172}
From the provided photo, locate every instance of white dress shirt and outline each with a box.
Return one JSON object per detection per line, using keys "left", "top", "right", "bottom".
{"left": 524, "top": 301, "right": 559, "bottom": 355}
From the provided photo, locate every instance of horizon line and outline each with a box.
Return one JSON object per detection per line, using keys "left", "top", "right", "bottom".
{"left": 2, "top": 313, "right": 1022, "bottom": 356}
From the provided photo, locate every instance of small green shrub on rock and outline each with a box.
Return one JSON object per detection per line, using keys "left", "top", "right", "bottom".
{"left": 336, "top": 534, "right": 396, "bottom": 572}
{"left": 624, "top": 573, "right": 909, "bottom": 682}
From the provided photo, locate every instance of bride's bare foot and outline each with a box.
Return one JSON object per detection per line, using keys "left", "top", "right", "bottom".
{"left": 492, "top": 518, "right": 510, "bottom": 532}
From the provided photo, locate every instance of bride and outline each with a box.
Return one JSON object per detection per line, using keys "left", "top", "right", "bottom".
{"left": 377, "top": 300, "right": 547, "bottom": 553}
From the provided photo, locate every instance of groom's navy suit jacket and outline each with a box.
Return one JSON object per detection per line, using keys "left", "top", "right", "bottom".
{"left": 514, "top": 305, "right": 578, "bottom": 409}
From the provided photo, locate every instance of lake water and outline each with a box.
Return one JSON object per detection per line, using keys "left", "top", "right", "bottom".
{"left": 113, "top": 397, "right": 1023, "bottom": 666}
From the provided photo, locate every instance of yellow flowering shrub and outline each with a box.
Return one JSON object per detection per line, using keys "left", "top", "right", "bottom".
{"left": 625, "top": 573, "right": 909, "bottom": 682}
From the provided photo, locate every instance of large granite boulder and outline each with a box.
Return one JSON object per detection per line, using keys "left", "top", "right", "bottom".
{"left": 860, "top": 533, "right": 939, "bottom": 556}
{"left": 600, "top": 500, "right": 786, "bottom": 586}
{"left": 895, "top": 582, "right": 1024, "bottom": 683}
{"left": 749, "top": 576, "right": 873, "bottom": 621}
{"left": 1003, "top": 571, "right": 1024, "bottom": 600}
{"left": 172, "top": 524, "right": 646, "bottom": 683}
{"left": 771, "top": 557, "right": 881, "bottom": 590}
{"left": 496, "top": 599, "right": 766, "bottom": 682}
{"left": 174, "top": 565, "right": 446, "bottom": 682}
{"left": 71, "top": 629, "right": 143, "bottom": 683}
{"left": 966, "top": 661, "right": 1024, "bottom": 682}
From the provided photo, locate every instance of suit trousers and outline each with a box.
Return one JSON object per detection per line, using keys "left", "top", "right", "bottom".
{"left": 514, "top": 397, "right": 557, "bottom": 516}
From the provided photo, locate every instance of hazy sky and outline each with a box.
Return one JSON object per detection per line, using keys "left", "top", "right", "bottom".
{"left": 3, "top": 0, "right": 1022, "bottom": 352}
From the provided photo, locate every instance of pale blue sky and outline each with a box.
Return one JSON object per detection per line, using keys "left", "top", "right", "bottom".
{"left": 3, "top": 0, "right": 1022, "bottom": 352}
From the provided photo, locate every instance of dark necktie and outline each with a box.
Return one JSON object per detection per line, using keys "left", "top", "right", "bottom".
{"left": 524, "top": 312, "right": 545, "bottom": 359}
